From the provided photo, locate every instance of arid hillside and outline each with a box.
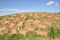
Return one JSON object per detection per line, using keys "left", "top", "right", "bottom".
{"left": 0, "top": 12, "right": 60, "bottom": 40}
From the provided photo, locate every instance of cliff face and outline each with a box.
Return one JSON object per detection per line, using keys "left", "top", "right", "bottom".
{"left": 0, "top": 12, "right": 60, "bottom": 40}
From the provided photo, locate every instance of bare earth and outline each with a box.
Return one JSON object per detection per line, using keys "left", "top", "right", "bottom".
{"left": 0, "top": 12, "right": 60, "bottom": 40}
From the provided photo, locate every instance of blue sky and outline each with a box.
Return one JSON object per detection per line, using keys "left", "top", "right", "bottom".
{"left": 0, "top": 0, "right": 60, "bottom": 16}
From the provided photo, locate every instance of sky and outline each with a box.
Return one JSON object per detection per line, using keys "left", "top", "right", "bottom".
{"left": 0, "top": 0, "right": 60, "bottom": 16}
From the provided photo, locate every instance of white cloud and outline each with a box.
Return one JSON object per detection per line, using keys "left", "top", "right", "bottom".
{"left": 0, "top": 8, "right": 32, "bottom": 12}
{"left": 0, "top": 8, "right": 33, "bottom": 16}
{"left": 0, "top": 8, "right": 20, "bottom": 12}
{"left": 46, "top": 1, "right": 54, "bottom": 6}
{"left": 46, "top": 1, "right": 60, "bottom": 6}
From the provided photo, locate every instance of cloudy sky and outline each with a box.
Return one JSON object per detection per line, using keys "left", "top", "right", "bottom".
{"left": 0, "top": 0, "right": 60, "bottom": 16}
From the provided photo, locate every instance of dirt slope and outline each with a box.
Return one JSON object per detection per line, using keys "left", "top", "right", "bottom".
{"left": 0, "top": 12, "right": 60, "bottom": 40}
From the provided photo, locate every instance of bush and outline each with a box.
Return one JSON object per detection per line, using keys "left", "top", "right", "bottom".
{"left": 0, "top": 34, "right": 26, "bottom": 40}
{"left": 0, "top": 16, "right": 3, "bottom": 20}
{"left": 25, "top": 31, "right": 42, "bottom": 40}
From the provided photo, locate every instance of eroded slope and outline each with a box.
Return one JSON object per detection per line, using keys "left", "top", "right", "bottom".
{"left": 0, "top": 12, "right": 60, "bottom": 40}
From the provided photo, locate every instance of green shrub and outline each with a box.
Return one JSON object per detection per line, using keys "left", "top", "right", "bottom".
{"left": 34, "top": 27, "right": 39, "bottom": 31}
{"left": 0, "top": 34, "right": 26, "bottom": 40}
{"left": 25, "top": 31, "right": 42, "bottom": 40}
{"left": 0, "top": 16, "right": 3, "bottom": 20}
{"left": 47, "top": 27, "right": 54, "bottom": 40}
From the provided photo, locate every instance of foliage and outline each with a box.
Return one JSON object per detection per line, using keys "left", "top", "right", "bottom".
{"left": 47, "top": 27, "right": 54, "bottom": 40}
{"left": 54, "top": 28, "right": 60, "bottom": 37}
{"left": 0, "top": 34, "right": 26, "bottom": 40}
{"left": 47, "top": 27, "right": 60, "bottom": 40}
{"left": 25, "top": 31, "right": 42, "bottom": 40}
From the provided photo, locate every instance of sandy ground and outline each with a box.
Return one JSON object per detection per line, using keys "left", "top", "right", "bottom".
{"left": 0, "top": 12, "right": 60, "bottom": 40}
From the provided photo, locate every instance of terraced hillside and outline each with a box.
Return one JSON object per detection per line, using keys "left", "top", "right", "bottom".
{"left": 0, "top": 12, "right": 60, "bottom": 40}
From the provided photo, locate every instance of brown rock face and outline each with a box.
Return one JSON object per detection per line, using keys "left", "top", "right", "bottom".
{"left": 0, "top": 12, "right": 60, "bottom": 40}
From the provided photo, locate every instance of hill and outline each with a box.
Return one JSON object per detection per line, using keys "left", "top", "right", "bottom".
{"left": 0, "top": 12, "right": 60, "bottom": 40}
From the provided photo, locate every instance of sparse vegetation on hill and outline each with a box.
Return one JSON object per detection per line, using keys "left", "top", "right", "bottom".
{"left": 0, "top": 12, "right": 60, "bottom": 40}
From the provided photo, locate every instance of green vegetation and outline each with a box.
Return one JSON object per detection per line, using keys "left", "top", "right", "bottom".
{"left": 25, "top": 31, "right": 42, "bottom": 40}
{"left": 0, "top": 16, "right": 3, "bottom": 20}
{"left": 26, "top": 31, "right": 36, "bottom": 38}
{"left": 25, "top": 14, "right": 34, "bottom": 20}
{"left": 21, "top": 24, "right": 26, "bottom": 30}
{"left": 40, "top": 27, "right": 44, "bottom": 31}
{"left": 54, "top": 28, "right": 60, "bottom": 37}
{"left": 5, "top": 23, "right": 11, "bottom": 34}
{"left": 0, "top": 31, "right": 43, "bottom": 40}
{"left": 14, "top": 21, "right": 20, "bottom": 33}
{"left": 0, "top": 34, "right": 26, "bottom": 40}
{"left": 47, "top": 27, "right": 60, "bottom": 40}
{"left": 47, "top": 27, "right": 54, "bottom": 40}
{"left": 0, "top": 12, "right": 60, "bottom": 40}
{"left": 34, "top": 27, "right": 39, "bottom": 31}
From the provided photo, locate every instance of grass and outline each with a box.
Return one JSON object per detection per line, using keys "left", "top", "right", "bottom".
{"left": 25, "top": 14, "right": 34, "bottom": 20}
{"left": 0, "top": 31, "right": 44, "bottom": 40}
{"left": 34, "top": 27, "right": 39, "bottom": 31}
{"left": 0, "top": 34, "right": 26, "bottom": 40}
{"left": 21, "top": 24, "right": 26, "bottom": 30}
{"left": 0, "top": 12, "right": 60, "bottom": 40}
{"left": 25, "top": 31, "right": 42, "bottom": 40}
{"left": 47, "top": 26, "right": 60, "bottom": 40}
{"left": 54, "top": 29, "right": 60, "bottom": 37}
{"left": 0, "top": 16, "right": 3, "bottom": 20}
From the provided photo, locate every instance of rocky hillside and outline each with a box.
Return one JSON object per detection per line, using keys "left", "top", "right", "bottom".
{"left": 0, "top": 12, "right": 60, "bottom": 40}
